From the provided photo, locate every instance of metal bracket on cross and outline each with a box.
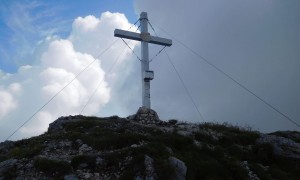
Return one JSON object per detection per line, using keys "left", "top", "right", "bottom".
{"left": 114, "top": 12, "right": 172, "bottom": 108}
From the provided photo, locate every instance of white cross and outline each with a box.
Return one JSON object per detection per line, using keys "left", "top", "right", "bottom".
{"left": 114, "top": 12, "right": 172, "bottom": 108}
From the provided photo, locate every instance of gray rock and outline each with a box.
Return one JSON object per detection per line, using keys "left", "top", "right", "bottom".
{"left": 75, "top": 139, "right": 83, "bottom": 146}
{"left": 177, "top": 130, "right": 193, "bottom": 137}
{"left": 79, "top": 144, "right": 92, "bottom": 154}
{"left": 194, "top": 140, "right": 202, "bottom": 147}
{"left": 135, "top": 176, "right": 142, "bottom": 180}
{"left": 127, "top": 114, "right": 136, "bottom": 120}
{"left": 144, "top": 155, "right": 155, "bottom": 179}
{"left": 79, "top": 163, "right": 88, "bottom": 169}
{"left": 256, "top": 134, "right": 300, "bottom": 158}
{"left": 64, "top": 174, "right": 78, "bottom": 180}
{"left": 200, "top": 128, "right": 222, "bottom": 141}
{"left": 165, "top": 146, "right": 173, "bottom": 155}
{"left": 25, "top": 161, "right": 33, "bottom": 169}
{"left": 96, "top": 157, "right": 104, "bottom": 166}
{"left": 131, "top": 144, "right": 139, "bottom": 148}
{"left": 271, "top": 131, "right": 300, "bottom": 143}
{"left": 135, "top": 107, "right": 160, "bottom": 124}
{"left": 146, "top": 176, "right": 154, "bottom": 180}
{"left": 0, "top": 159, "right": 17, "bottom": 175}
{"left": 240, "top": 161, "right": 260, "bottom": 180}
{"left": 169, "top": 156, "right": 187, "bottom": 180}
{"left": 94, "top": 172, "right": 100, "bottom": 178}
{"left": 0, "top": 141, "right": 15, "bottom": 154}
{"left": 59, "top": 140, "right": 72, "bottom": 147}
{"left": 83, "top": 172, "right": 92, "bottom": 178}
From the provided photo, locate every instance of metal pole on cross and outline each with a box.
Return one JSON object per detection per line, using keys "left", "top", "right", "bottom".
{"left": 114, "top": 12, "right": 172, "bottom": 108}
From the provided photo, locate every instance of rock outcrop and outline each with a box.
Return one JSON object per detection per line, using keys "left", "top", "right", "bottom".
{"left": 0, "top": 111, "right": 299, "bottom": 179}
{"left": 48, "top": 115, "right": 84, "bottom": 133}
{"left": 256, "top": 133, "right": 300, "bottom": 159}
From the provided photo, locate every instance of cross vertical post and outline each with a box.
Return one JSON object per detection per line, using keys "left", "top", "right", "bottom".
{"left": 114, "top": 12, "right": 172, "bottom": 109}
{"left": 140, "top": 12, "right": 151, "bottom": 108}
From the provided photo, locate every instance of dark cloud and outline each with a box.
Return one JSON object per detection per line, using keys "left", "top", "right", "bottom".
{"left": 133, "top": 0, "right": 300, "bottom": 132}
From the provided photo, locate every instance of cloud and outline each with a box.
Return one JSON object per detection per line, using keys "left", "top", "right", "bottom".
{"left": 38, "top": 38, "right": 110, "bottom": 116}
{"left": 69, "top": 12, "right": 137, "bottom": 65}
{"left": 134, "top": 0, "right": 300, "bottom": 132}
{"left": 9, "top": 83, "right": 22, "bottom": 94}
{"left": 68, "top": 11, "right": 141, "bottom": 117}
{"left": 0, "top": 86, "right": 19, "bottom": 119}
{"left": 0, "top": 12, "right": 139, "bottom": 141}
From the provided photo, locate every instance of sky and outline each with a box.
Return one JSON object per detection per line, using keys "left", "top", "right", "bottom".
{"left": 0, "top": 0, "right": 299, "bottom": 141}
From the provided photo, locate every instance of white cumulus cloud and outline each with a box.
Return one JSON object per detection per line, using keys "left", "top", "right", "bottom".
{"left": 0, "top": 12, "right": 139, "bottom": 142}
{"left": 0, "top": 87, "right": 19, "bottom": 119}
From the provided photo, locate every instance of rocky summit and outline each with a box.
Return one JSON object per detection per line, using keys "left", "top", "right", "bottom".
{"left": 0, "top": 108, "right": 300, "bottom": 179}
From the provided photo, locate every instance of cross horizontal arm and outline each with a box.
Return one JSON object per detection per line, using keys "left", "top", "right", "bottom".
{"left": 114, "top": 29, "right": 141, "bottom": 41}
{"left": 114, "top": 29, "right": 172, "bottom": 47}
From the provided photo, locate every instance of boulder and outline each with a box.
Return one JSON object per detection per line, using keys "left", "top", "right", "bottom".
{"left": 144, "top": 155, "right": 155, "bottom": 180}
{"left": 169, "top": 156, "right": 187, "bottom": 180}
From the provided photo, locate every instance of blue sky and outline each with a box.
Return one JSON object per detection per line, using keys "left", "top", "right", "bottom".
{"left": 0, "top": 0, "right": 136, "bottom": 73}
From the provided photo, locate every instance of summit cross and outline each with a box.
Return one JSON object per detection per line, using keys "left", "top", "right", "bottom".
{"left": 114, "top": 12, "right": 172, "bottom": 108}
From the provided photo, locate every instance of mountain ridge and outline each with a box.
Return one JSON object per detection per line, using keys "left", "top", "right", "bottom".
{"left": 0, "top": 107, "right": 300, "bottom": 179}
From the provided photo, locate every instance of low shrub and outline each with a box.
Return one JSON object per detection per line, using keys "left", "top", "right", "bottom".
{"left": 194, "top": 132, "right": 215, "bottom": 144}
{"left": 168, "top": 119, "right": 178, "bottom": 125}
{"left": 0, "top": 154, "right": 8, "bottom": 162}
{"left": 198, "top": 122, "right": 260, "bottom": 147}
{"left": 154, "top": 158, "right": 175, "bottom": 180}
{"left": 226, "top": 145, "right": 244, "bottom": 159}
{"left": 34, "top": 157, "right": 71, "bottom": 177}
{"left": 71, "top": 155, "right": 96, "bottom": 169}
{"left": 85, "top": 132, "right": 144, "bottom": 150}
{"left": 1, "top": 165, "right": 16, "bottom": 179}
{"left": 251, "top": 143, "right": 274, "bottom": 164}
{"left": 269, "top": 165, "right": 290, "bottom": 180}
{"left": 151, "top": 133, "right": 194, "bottom": 153}
{"left": 9, "top": 144, "right": 42, "bottom": 159}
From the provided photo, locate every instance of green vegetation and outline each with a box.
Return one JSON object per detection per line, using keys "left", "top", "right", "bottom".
{"left": 56, "top": 119, "right": 300, "bottom": 179}
{"left": 1, "top": 165, "right": 16, "bottom": 179}
{"left": 10, "top": 144, "right": 42, "bottom": 159}
{"left": 0, "top": 154, "right": 8, "bottom": 162}
{"left": 61, "top": 117, "right": 165, "bottom": 152}
{"left": 71, "top": 155, "right": 96, "bottom": 169}
{"left": 6, "top": 136, "right": 44, "bottom": 160}
{"left": 119, "top": 142, "right": 174, "bottom": 179}
{"left": 34, "top": 157, "right": 71, "bottom": 177}
{"left": 197, "top": 122, "right": 260, "bottom": 146}
{"left": 0, "top": 116, "right": 299, "bottom": 179}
